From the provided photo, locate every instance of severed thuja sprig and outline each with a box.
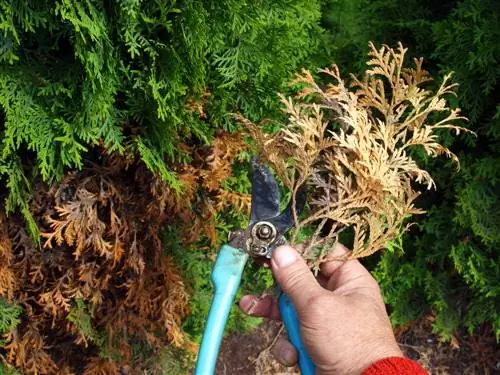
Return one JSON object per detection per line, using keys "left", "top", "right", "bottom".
{"left": 238, "top": 42, "right": 475, "bottom": 266}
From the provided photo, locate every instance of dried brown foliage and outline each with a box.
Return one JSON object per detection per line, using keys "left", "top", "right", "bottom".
{"left": 240, "top": 42, "right": 474, "bottom": 263}
{"left": 0, "top": 214, "right": 15, "bottom": 301}
{"left": 0, "top": 131, "right": 247, "bottom": 374}
{"left": 184, "top": 131, "right": 251, "bottom": 247}
{"left": 0, "top": 157, "right": 189, "bottom": 374}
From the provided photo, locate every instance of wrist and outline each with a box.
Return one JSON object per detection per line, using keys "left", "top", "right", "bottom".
{"left": 350, "top": 338, "right": 404, "bottom": 375}
{"left": 357, "top": 344, "right": 404, "bottom": 374}
{"left": 317, "top": 342, "right": 404, "bottom": 375}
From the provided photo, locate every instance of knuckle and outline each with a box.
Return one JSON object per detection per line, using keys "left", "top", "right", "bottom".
{"left": 305, "top": 293, "right": 329, "bottom": 314}
{"left": 369, "top": 277, "right": 382, "bottom": 292}
{"left": 282, "top": 267, "right": 310, "bottom": 290}
{"left": 368, "top": 276, "right": 384, "bottom": 297}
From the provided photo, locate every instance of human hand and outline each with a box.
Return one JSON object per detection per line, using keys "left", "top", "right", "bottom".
{"left": 239, "top": 243, "right": 403, "bottom": 375}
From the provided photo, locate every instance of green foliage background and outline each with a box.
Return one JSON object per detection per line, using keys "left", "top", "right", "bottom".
{"left": 324, "top": 0, "right": 499, "bottom": 339}
{"left": 0, "top": 299, "right": 21, "bottom": 375}
{"left": 0, "top": 0, "right": 499, "bottom": 371}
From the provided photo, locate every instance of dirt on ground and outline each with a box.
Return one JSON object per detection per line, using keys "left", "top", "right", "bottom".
{"left": 215, "top": 321, "right": 293, "bottom": 375}
{"left": 216, "top": 315, "right": 500, "bottom": 375}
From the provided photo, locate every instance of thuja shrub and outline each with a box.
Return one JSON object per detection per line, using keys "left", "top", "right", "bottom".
{"left": 0, "top": 0, "right": 323, "bottom": 237}
{"left": 0, "top": 0, "right": 325, "bottom": 373}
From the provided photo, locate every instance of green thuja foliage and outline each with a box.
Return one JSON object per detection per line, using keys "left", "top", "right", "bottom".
{"left": 327, "top": 0, "right": 500, "bottom": 339}
{"left": 0, "top": 365, "right": 19, "bottom": 375}
{"left": 415, "top": 0, "right": 499, "bottom": 339}
{"left": 155, "top": 346, "right": 194, "bottom": 375}
{"left": 319, "top": 0, "right": 449, "bottom": 74}
{"left": 66, "top": 299, "right": 117, "bottom": 359}
{"left": 0, "top": 298, "right": 21, "bottom": 345}
{"left": 0, "top": 0, "right": 324, "bottom": 236}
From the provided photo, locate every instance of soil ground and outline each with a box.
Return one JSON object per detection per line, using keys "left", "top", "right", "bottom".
{"left": 216, "top": 315, "right": 500, "bottom": 375}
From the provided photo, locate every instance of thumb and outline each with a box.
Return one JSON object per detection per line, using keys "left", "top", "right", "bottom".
{"left": 271, "top": 245, "right": 322, "bottom": 312}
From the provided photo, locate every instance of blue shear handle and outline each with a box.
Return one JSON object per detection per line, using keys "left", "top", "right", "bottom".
{"left": 194, "top": 245, "right": 249, "bottom": 375}
{"left": 279, "top": 293, "right": 316, "bottom": 375}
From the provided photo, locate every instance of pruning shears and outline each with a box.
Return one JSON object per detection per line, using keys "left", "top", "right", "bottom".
{"left": 194, "top": 157, "right": 315, "bottom": 374}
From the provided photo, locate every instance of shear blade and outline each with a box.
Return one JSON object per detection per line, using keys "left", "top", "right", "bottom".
{"left": 250, "top": 157, "right": 281, "bottom": 225}
{"left": 267, "top": 184, "right": 307, "bottom": 234}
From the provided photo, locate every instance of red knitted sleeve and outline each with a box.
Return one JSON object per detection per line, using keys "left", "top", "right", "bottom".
{"left": 361, "top": 357, "right": 428, "bottom": 375}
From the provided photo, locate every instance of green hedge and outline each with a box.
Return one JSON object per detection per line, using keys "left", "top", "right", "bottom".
{"left": 0, "top": 0, "right": 324, "bottom": 237}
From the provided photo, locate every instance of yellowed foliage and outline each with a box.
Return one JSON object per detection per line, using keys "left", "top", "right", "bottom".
{"left": 177, "top": 131, "right": 251, "bottom": 248}
{"left": 82, "top": 357, "right": 120, "bottom": 375}
{"left": 1, "top": 127, "right": 253, "bottom": 374}
{"left": 200, "top": 131, "right": 249, "bottom": 192}
{"left": 240, "top": 42, "right": 474, "bottom": 263}
{"left": 0, "top": 213, "right": 15, "bottom": 300}
{"left": 2, "top": 153, "right": 198, "bottom": 374}
{"left": 5, "top": 320, "right": 59, "bottom": 375}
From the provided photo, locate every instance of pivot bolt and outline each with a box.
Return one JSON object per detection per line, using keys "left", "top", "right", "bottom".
{"left": 251, "top": 244, "right": 267, "bottom": 256}
{"left": 256, "top": 224, "right": 273, "bottom": 240}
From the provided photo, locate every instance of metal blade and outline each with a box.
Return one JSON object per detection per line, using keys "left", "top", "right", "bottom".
{"left": 267, "top": 184, "right": 307, "bottom": 234}
{"left": 250, "top": 157, "right": 281, "bottom": 225}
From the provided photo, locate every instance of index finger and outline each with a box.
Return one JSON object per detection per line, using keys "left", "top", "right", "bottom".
{"left": 319, "top": 242, "right": 374, "bottom": 291}
{"left": 319, "top": 242, "right": 352, "bottom": 277}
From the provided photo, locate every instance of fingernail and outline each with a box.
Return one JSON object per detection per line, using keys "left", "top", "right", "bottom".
{"left": 281, "top": 347, "right": 296, "bottom": 366}
{"left": 240, "top": 295, "right": 257, "bottom": 314}
{"left": 273, "top": 246, "right": 298, "bottom": 268}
